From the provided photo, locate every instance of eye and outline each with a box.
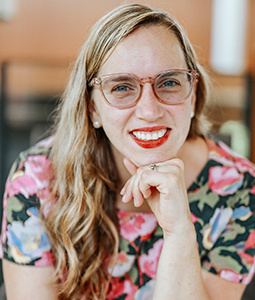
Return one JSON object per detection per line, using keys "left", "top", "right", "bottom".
{"left": 161, "top": 80, "right": 178, "bottom": 87}
{"left": 102, "top": 75, "right": 139, "bottom": 103}
{"left": 107, "top": 82, "right": 138, "bottom": 101}
{"left": 158, "top": 78, "right": 180, "bottom": 90}
{"left": 112, "top": 84, "right": 132, "bottom": 92}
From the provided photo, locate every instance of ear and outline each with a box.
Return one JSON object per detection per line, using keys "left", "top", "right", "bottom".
{"left": 89, "top": 100, "right": 102, "bottom": 126}
{"left": 190, "top": 80, "right": 198, "bottom": 112}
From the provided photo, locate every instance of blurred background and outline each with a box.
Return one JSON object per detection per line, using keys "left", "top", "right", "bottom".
{"left": 0, "top": 0, "right": 254, "bottom": 295}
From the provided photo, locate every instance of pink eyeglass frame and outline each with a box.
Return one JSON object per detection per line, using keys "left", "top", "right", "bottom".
{"left": 89, "top": 69, "right": 199, "bottom": 108}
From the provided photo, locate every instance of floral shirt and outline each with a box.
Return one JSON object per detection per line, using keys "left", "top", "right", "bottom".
{"left": 1, "top": 136, "right": 255, "bottom": 299}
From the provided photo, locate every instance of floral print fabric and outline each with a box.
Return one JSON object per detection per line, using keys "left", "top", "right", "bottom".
{"left": 1, "top": 136, "right": 255, "bottom": 299}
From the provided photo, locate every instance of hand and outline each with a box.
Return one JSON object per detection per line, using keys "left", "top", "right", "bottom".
{"left": 121, "top": 158, "right": 193, "bottom": 235}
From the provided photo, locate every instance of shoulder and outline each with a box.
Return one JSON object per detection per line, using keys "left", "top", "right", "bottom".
{"left": 10, "top": 136, "right": 54, "bottom": 174}
{"left": 206, "top": 135, "right": 255, "bottom": 176}
{"left": 5, "top": 136, "right": 54, "bottom": 201}
{"left": 205, "top": 135, "right": 255, "bottom": 200}
{"left": 190, "top": 135, "right": 255, "bottom": 206}
{"left": 1, "top": 137, "right": 55, "bottom": 266}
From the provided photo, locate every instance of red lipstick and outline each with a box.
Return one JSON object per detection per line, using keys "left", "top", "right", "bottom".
{"left": 131, "top": 127, "right": 170, "bottom": 149}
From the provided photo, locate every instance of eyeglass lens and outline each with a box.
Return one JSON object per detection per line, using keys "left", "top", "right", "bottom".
{"left": 100, "top": 71, "right": 194, "bottom": 107}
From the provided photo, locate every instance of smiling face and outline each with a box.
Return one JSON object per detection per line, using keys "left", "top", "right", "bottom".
{"left": 90, "top": 25, "right": 197, "bottom": 170}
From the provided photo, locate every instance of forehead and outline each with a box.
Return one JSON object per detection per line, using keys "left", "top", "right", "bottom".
{"left": 99, "top": 25, "right": 187, "bottom": 76}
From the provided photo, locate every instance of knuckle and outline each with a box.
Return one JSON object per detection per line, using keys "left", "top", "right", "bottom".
{"left": 174, "top": 158, "right": 184, "bottom": 168}
{"left": 140, "top": 170, "right": 150, "bottom": 180}
{"left": 136, "top": 167, "right": 144, "bottom": 176}
{"left": 170, "top": 159, "right": 184, "bottom": 173}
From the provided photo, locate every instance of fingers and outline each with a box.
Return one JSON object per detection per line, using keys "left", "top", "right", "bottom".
{"left": 121, "top": 172, "right": 145, "bottom": 207}
{"left": 121, "top": 158, "right": 185, "bottom": 207}
{"left": 122, "top": 157, "right": 151, "bottom": 207}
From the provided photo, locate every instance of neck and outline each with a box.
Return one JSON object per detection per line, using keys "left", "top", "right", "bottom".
{"left": 177, "top": 136, "right": 208, "bottom": 189}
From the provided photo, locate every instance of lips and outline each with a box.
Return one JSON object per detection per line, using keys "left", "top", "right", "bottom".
{"left": 130, "top": 126, "right": 170, "bottom": 149}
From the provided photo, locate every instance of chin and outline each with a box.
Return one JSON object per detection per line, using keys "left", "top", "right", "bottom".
{"left": 129, "top": 151, "right": 176, "bottom": 167}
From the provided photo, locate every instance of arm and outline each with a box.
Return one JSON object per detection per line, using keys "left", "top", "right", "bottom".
{"left": 1, "top": 148, "right": 58, "bottom": 299}
{"left": 154, "top": 227, "right": 209, "bottom": 299}
{"left": 3, "top": 260, "right": 58, "bottom": 300}
{"left": 154, "top": 233, "right": 246, "bottom": 299}
{"left": 121, "top": 158, "right": 248, "bottom": 299}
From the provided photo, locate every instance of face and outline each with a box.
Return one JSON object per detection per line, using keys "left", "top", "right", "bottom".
{"left": 90, "top": 25, "right": 196, "bottom": 169}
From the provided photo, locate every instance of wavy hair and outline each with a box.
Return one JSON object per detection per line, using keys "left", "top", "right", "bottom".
{"left": 42, "top": 3, "right": 211, "bottom": 299}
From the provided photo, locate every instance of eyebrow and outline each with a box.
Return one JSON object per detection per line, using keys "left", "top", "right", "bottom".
{"left": 107, "top": 75, "right": 135, "bottom": 82}
{"left": 160, "top": 71, "right": 184, "bottom": 77}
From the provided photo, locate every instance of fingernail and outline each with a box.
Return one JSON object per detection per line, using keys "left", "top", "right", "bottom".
{"left": 120, "top": 187, "right": 125, "bottom": 195}
{"left": 122, "top": 194, "right": 128, "bottom": 203}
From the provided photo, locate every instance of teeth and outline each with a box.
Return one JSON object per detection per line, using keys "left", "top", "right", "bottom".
{"left": 132, "top": 129, "right": 167, "bottom": 141}
{"left": 146, "top": 133, "right": 151, "bottom": 140}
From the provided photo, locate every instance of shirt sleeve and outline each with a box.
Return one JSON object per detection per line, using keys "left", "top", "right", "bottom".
{"left": 0, "top": 149, "right": 54, "bottom": 267}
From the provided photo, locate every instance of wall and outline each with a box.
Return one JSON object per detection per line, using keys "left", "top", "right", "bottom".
{"left": 0, "top": 0, "right": 213, "bottom": 65}
{"left": 0, "top": 0, "right": 255, "bottom": 155}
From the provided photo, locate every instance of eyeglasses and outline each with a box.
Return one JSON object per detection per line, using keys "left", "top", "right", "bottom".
{"left": 89, "top": 69, "right": 199, "bottom": 109}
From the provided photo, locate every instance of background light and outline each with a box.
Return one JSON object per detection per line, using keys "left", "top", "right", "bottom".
{"left": 210, "top": 0, "right": 248, "bottom": 75}
{"left": 0, "top": 0, "right": 17, "bottom": 21}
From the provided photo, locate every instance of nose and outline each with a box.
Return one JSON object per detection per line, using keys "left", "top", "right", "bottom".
{"left": 134, "top": 83, "right": 164, "bottom": 122}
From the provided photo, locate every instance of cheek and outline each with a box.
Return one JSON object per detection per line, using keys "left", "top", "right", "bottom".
{"left": 99, "top": 110, "right": 129, "bottom": 139}
{"left": 170, "top": 104, "right": 191, "bottom": 124}
{"left": 101, "top": 110, "right": 123, "bottom": 126}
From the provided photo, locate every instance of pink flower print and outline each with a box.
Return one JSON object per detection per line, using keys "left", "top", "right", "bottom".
{"left": 208, "top": 150, "right": 232, "bottom": 167}
{"left": 34, "top": 251, "right": 54, "bottom": 267}
{"left": 240, "top": 252, "right": 254, "bottom": 265}
{"left": 125, "top": 281, "right": 139, "bottom": 300}
{"left": 139, "top": 239, "right": 164, "bottom": 279}
{"left": 107, "top": 276, "right": 138, "bottom": 300}
{"left": 242, "top": 259, "right": 255, "bottom": 285}
{"left": 24, "top": 155, "right": 54, "bottom": 215}
{"left": 108, "top": 251, "right": 136, "bottom": 277}
{"left": 118, "top": 211, "right": 158, "bottom": 243}
{"left": 250, "top": 186, "right": 255, "bottom": 194}
{"left": 8, "top": 171, "right": 37, "bottom": 199}
{"left": 234, "top": 156, "right": 255, "bottom": 177}
{"left": 24, "top": 155, "right": 52, "bottom": 191}
{"left": 208, "top": 138, "right": 255, "bottom": 176}
{"left": 219, "top": 269, "right": 243, "bottom": 283}
{"left": 208, "top": 166, "right": 244, "bottom": 196}
{"left": 107, "top": 278, "right": 126, "bottom": 300}
{"left": 207, "top": 138, "right": 236, "bottom": 167}
{"left": 244, "top": 231, "right": 255, "bottom": 250}
{"left": 191, "top": 212, "right": 198, "bottom": 224}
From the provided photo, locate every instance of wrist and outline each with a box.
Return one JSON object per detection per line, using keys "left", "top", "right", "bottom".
{"left": 162, "top": 217, "right": 196, "bottom": 241}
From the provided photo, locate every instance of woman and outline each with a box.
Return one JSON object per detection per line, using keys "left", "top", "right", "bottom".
{"left": 1, "top": 4, "right": 255, "bottom": 300}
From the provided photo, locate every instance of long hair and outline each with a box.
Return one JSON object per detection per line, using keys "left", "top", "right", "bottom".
{"left": 42, "top": 4, "right": 211, "bottom": 299}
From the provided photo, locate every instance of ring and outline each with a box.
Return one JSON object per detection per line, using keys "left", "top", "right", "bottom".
{"left": 150, "top": 163, "right": 157, "bottom": 171}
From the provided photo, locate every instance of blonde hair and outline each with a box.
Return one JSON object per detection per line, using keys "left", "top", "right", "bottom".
{"left": 43, "top": 4, "right": 211, "bottom": 299}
